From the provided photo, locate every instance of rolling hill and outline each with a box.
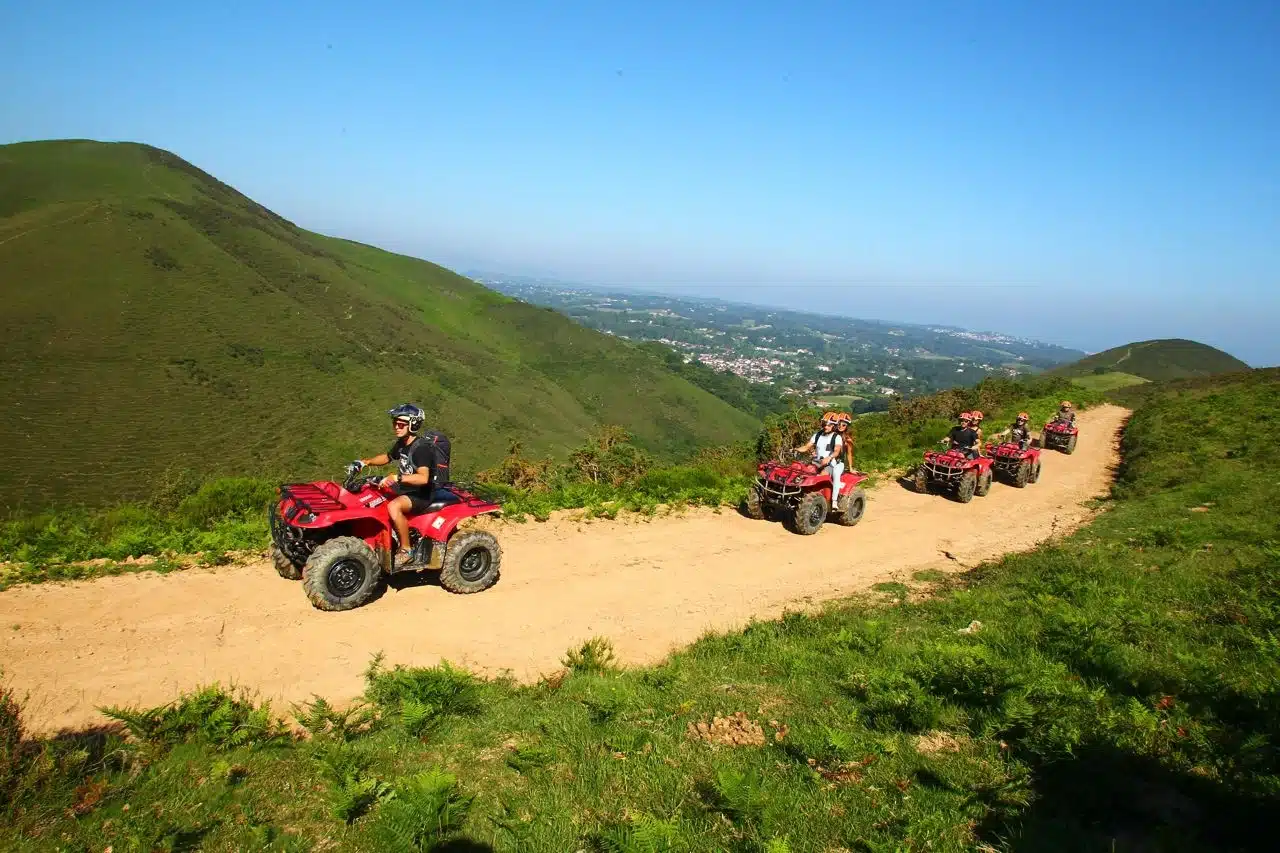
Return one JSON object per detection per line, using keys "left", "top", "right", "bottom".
{"left": 1050, "top": 339, "right": 1250, "bottom": 383}
{"left": 0, "top": 139, "right": 762, "bottom": 510}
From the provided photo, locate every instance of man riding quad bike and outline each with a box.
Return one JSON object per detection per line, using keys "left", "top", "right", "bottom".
{"left": 914, "top": 412, "right": 994, "bottom": 502}
{"left": 269, "top": 404, "right": 503, "bottom": 611}
{"left": 745, "top": 411, "right": 868, "bottom": 534}
{"left": 1041, "top": 401, "right": 1080, "bottom": 454}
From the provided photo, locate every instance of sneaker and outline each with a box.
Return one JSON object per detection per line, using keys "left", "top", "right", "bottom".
{"left": 394, "top": 549, "right": 415, "bottom": 567}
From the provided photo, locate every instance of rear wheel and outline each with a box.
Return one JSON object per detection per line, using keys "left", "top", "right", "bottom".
{"left": 956, "top": 472, "right": 977, "bottom": 504}
{"left": 791, "top": 492, "right": 829, "bottom": 535}
{"left": 1014, "top": 461, "right": 1030, "bottom": 488}
{"left": 439, "top": 530, "right": 502, "bottom": 594}
{"left": 743, "top": 486, "right": 766, "bottom": 520}
{"left": 834, "top": 488, "right": 867, "bottom": 527}
{"left": 272, "top": 543, "right": 303, "bottom": 580}
{"left": 303, "top": 537, "right": 385, "bottom": 612}
{"left": 914, "top": 468, "right": 929, "bottom": 494}
{"left": 1065, "top": 434, "right": 1078, "bottom": 454}
{"left": 975, "top": 469, "right": 992, "bottom": 497}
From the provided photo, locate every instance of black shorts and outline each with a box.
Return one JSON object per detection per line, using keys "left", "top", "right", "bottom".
{"left": 390, "top": 484, "right": 433, "bottom": 514}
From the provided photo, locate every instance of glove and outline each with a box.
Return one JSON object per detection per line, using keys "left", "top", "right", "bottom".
{"left": 346, "top": 460, "right": 365, "bottom": 475}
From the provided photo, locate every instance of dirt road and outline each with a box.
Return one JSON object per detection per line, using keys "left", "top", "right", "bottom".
{"left": 0, "top": 405, "right": 1128, "bottom": 734}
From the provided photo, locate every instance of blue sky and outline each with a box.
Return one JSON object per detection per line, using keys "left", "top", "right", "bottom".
{"left": 3, "top": 0, "right": 1277, "bottom": 364}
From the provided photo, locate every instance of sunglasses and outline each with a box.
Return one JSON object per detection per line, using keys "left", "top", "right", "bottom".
{"left": 393, "top": 420, "right": 410, "bottom": 429}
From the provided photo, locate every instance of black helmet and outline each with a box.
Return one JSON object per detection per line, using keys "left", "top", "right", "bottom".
{"left": 387, "top": 403, "right": 425, "bottom": 433}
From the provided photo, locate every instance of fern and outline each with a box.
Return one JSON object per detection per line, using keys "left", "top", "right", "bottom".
{"left": 400, "top": 699, "right": 439, "bottom": 738}
{"left": 100, "top": 684, "right": 283, "bottom": 751}
{"left": 707, "top": 767, "right": 768, "bottom": 826}
{"left": 364, "top": 658, "right": 482, "bottom": 722}
{"left": 370, "top": 770, "right": 472, "bottom": 851}
{"left": 592, "top": 813, "right": 682, "bottom": 852}
{"left": 330, "top": 772, "right": 393, "bottom": 823}
{"left": 562, "top": 637, "right": 619, "bottom": 675}
{"left": 294, "top": 696, "right": 379, "bottom": 741}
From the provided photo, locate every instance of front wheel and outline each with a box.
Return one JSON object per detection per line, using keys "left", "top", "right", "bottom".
{"left": 1030, "top": 459, "right": 1042, "bottom": 484}
{"left": 975, "top": 469, "right": 992, "bottom": 497}
{"left": 1065, "top": 434, "right": 1078, "bottom": 454}
{"left": 439, "top": 530, "right": 502, "bottom": 594}
{"left": 272, "top": 543, "right": 303, "bottom": 580}
{"left": 956, "top": 472, "right": 977, "bottom": 504}
{"left": 914, "top": 468, "right": 929, "bottom": 494}
{"left": 834, "top": 488, "right": 867, "bottom": 527}
{"left": 791, "top": 492, "right": 829, "bottom": 535}
{"left": 1014, "top": 461, "right": 1030, "bottom": 488}
{"left": 743, "top": 486, "right": 766, "bottom": 520}
{"left": 303, "top": 537, "right": 385, "bottom": 612}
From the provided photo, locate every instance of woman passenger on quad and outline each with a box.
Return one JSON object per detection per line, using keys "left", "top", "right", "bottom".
{"left": 348, "top": 403, "right": 438, "bottom": 567}
{"left": 834, "top": 411, "right": 855, "bottom": 472}
{"left": 794, "top": 412, "right": 847, "bottom": 507}
{"left": 942, "top": 412, "right": 980, "bottom": 459}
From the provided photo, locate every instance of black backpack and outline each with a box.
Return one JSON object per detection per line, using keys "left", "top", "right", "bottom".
{"left": 420, "top": 429, "right": 451, "bottom": 484}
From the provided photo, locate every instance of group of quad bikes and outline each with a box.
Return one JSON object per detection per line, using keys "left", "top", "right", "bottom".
{"left": 741, "top": 406, "right": 1082, "bottom": 535}
{"left": 268, "top": 407, "right": 1080, "bottom": 613}
{"left": 914, "top": 408, "right": 1079, "bottom": 503}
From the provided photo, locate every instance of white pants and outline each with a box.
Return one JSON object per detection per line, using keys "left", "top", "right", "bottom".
{"left": 826, "top": 461, "right": 845, "bottom": 504}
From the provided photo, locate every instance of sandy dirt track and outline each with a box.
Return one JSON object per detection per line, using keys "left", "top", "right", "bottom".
{"left": 0, "top": 405, "right": 1128, "bottom": 734}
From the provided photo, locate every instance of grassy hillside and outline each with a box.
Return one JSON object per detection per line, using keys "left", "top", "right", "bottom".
{"left": 0, "top": 140, "right": 761, "bottom": 511}
{"left": 1051, "top": 338, "right": 1249, "bottom": 382}
{"left": 1068, "top": 370, "right": 1149, "bottom": 393}
{"left": 3, "top": 377, "right": 1276, "bottom": 849}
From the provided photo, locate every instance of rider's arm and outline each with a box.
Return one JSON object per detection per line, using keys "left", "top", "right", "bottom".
{"left": 360, "top": 453, "right": 391, "bottom": 467}
{"left": 794, "top": 439, "right": 815, "bottom": 453}
{"left": 395, "top": 466, "right": 432, "bottom": 487}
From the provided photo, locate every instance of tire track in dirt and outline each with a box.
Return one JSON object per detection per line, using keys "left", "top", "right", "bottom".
{"left": 0, "top": 405, "right": 1129, "bottom": 733}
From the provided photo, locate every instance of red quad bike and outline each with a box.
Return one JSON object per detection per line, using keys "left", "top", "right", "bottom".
{"left": 269, "top": 468, "right": 503, "bottom": 612}
{"left": 1041, "top": 420, "right": 1079, "bottom": 454}
{"left": 914, "top": 448, "right": 993, "bottom": 503}
{"left": 985, "top": 442, "right": 1042, "bottom": 488}
{"left": 744, "top": 453, "right": 869, "bottom": 535}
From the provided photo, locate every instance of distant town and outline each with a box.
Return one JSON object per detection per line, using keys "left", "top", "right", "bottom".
{"left": 475, "top": 274, "right": 1085, "bottom": 410}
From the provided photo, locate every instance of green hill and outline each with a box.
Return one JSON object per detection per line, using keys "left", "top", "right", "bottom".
{"left": 1050, "top": 338, "right": 1250, "bottom": 382}
{"left": 0, "top": 139, "right": 761, "bottom": 510}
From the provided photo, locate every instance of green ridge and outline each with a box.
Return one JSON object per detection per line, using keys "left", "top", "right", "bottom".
{"left": 1051, "top": 338, "right": 1249, "bottom": 382}
{"left": 0, "top": 139, "right": 761, "bottom": 510}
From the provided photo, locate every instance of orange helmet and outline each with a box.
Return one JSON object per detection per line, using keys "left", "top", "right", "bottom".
{"left": 820, "top": 411, "right": 837, "bottom": 424}
{"left": 959, "top": 411, "right": 973, "bottom": 421}
{"left": 971, "top": 410, "right": 984, "bottom": 422}
{"left": 1060, "top": 400, "right": 1072, "bottom": 409}
{"left": 1017, "top": 411, "right": 1029, "bottom": 421}
{"left": 835, "top": 412, "right": 852, "bottom": 426}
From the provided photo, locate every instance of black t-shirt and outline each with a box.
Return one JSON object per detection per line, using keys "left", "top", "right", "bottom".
{"left": 388, "top": 436, "right": 436, "bottom": 493}
{"left": 948, "top": 426, "right": 978, "bottom": 448}
{"left": 1010, "top": 424, "right": 1031, "bottom": 446}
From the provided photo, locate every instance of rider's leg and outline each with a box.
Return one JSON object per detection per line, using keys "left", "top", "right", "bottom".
{"left": 387, "top": 495, "right": 414, "bottom": 560}
{"left": 828, "top": 461, "right": 845, "bottom": 505}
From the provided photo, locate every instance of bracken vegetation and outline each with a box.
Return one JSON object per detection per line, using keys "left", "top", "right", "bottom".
{"left": 3, "top": 369, "right": 1275, "bottom": 850}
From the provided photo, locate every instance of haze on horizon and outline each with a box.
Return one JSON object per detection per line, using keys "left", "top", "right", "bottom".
{"left": 2, "top": 1, "right": 1277, "bottom": 365}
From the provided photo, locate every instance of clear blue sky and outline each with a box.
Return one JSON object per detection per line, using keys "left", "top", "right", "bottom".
{"left": 3, "top": 0, "right": 1277, "bottom": 364}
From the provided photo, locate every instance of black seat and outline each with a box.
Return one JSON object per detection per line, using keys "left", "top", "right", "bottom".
{"left": 422, "top": 488, "right": 462, "bottom": 513}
